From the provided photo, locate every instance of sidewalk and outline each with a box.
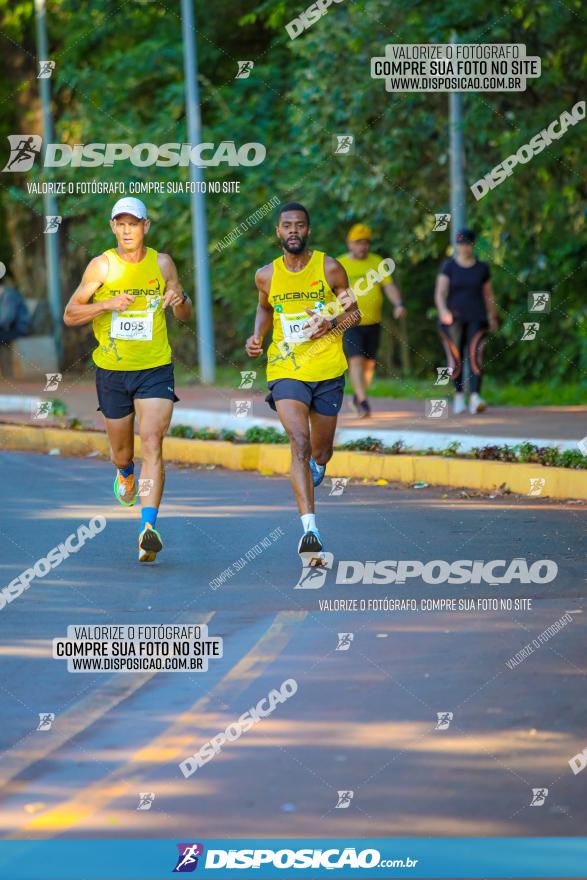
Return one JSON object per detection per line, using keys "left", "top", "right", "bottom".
{"left": 0, "top": 376, "right": 585, "bottom": 452}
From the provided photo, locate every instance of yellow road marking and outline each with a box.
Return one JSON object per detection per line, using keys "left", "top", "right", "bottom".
{"left": 0, "top": 613, "right": 214, "bottom": 795}
{"left": 7, "top": 610, "right": 306, "bottom": 837}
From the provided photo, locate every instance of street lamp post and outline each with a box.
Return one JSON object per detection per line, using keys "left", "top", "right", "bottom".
{"left": 180, "top": 0, "right": 216, "bottom": 383}
{"left": 449, "top": 32, "right": 466, "bottom": 246}
{"left": 34, "top": 0, "right": 62, "bottom": 366}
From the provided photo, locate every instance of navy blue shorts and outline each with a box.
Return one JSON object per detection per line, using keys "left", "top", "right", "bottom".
{"left": 265, "top": 375, "right": 345, "bottom": 416}
{"left": 96, "top": 364, "right": 179, "bottom": 419}
{"left": 343, "top": 323, "right": 381, "bottom": 360}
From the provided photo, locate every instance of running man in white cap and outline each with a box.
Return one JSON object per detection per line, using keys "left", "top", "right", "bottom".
{"left": 63, "top": 197, "right": 192, "bottom": 562}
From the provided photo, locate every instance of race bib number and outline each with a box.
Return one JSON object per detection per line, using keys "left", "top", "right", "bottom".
{"left": 280, "top": 310, "right": 311, "bottom": 344}
{"left": 110, "top": 310, "right": 153, "bottom": 341}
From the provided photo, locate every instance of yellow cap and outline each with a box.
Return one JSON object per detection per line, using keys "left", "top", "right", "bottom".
{"left": 347, "top": 223, "right": 372, "bottom": 242}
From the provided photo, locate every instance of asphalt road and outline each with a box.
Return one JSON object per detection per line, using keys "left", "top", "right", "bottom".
{"left": 0, "top": 451, "right": 585, "bottom": 842}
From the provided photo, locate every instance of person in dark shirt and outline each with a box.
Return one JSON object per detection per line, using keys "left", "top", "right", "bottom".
{"left": 434, "top": 228, "right": 498, "bottom": 414}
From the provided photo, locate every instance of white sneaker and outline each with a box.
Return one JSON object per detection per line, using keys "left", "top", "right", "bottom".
{"left": 469, "top": 392, "right": 487, "bottom": 414}
{"left": 453, "top": 393, "right": 466, "bottom": 415}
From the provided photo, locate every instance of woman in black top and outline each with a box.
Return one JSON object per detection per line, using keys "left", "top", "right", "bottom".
{"left": 434, "top": 228, "right": 498, "bottom": 415}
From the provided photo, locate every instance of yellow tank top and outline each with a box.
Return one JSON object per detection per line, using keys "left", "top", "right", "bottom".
{"left": 92, "top": 247, "right": 171, "bottom": 371}
{"left": 337, "top": 252, "right": 393, "bottom": 326}
{"left": 266, "top": 250, "right": 347, "bottom": 382}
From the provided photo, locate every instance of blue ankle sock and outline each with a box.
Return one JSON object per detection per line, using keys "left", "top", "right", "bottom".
{"left": 119, "top": 461, "right": 134, "bottom": 477}
{"left": 141, "top": 507, "right": 158, "bottom": 529}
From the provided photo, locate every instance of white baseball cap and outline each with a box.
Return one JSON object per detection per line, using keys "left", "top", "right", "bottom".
{"left": 111, "top": 197, "right": 148, "bottom": 220}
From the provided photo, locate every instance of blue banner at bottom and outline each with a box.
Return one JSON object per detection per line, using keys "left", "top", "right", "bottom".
{"left": 0, "top": 838, "right": 584, "bottom": 879}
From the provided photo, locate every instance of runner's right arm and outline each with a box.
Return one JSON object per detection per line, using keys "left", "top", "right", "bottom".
{"left": 245, "top": 266, "right": 273, "bottom": 356}
{"left": 63, "top": 255, "right": 135, "bottom": 327}
{"left": 434, "top": 272, "right": 453, "bottom": 325}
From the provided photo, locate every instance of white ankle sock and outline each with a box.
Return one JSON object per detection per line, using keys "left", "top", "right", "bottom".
{"left": 301, "top": 513, "right": 316, "bottom": 533}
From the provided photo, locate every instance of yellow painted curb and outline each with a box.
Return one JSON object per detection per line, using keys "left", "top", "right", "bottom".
{"left": 0, "top": 423, "right": 584, "bottom": 499}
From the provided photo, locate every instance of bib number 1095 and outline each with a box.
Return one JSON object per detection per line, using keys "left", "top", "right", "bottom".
{"left": 111, "top": 311, "right": 153, "bottom": 341}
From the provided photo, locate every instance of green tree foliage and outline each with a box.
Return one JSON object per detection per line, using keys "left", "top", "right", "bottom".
{"left": 0, "top": 0, "right": 585, "bottom": 384}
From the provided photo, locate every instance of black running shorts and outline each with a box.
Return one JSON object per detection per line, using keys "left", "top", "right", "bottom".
{"left": 96, "top": 363, "right": 179, "bottom": 419}
{"left": 265, "top": 375, "right": 345, "bottom": 416}
{"left": 343, "top": 323, "right": 381, "bottom": 360}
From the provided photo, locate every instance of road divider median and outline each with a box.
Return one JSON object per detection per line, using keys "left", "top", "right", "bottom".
{"left": 1, "top": 423, "right": 585, "bottom": 500}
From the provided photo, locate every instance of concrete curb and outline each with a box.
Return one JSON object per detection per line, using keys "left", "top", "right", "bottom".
{"left": 1, "top": 423, "right": 584, "bottom": 500}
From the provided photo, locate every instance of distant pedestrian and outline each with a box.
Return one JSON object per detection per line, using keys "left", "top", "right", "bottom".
{"left": 434, "top": 228, "right": 498, "bottom": 415}
{"left": 338, "top": 224, "right": 406, "bottom": 418}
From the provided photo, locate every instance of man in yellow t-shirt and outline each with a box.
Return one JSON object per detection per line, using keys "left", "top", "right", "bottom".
{"left": 63, "top": 197, "right": 192, "bottom": 563}
{"left": 338, "top": 223, "right": 407, "bottom": 417}
{"left": 245, "top": 202, "right": 360, "bottom": 566}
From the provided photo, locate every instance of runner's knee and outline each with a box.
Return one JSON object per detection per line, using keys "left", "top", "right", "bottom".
{"left": 313, "top": 445, "right": 333, "bottom": 466}
{"left": 140, "top": 431, "right": 164, "bottom": 459}
{"left": 289, "top": 431, "right": 311, "bottom": 462}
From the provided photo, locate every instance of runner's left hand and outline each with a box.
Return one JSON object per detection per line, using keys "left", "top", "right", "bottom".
{"left": 163, "top": 288, "right": 184, "bottom": 309}
{"left": 304, "top": 309, "right": 332, "bottom": 339}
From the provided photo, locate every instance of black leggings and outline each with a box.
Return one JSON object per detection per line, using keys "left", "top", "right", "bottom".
{"left": 438, "top": 320, "right": 488, "bottom": 393}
